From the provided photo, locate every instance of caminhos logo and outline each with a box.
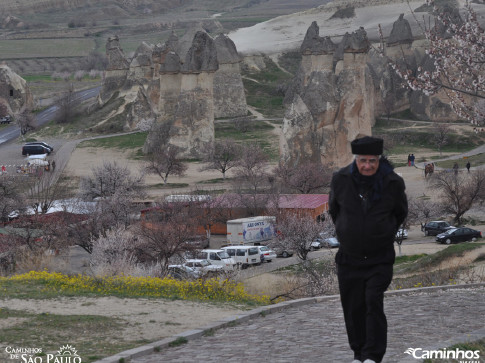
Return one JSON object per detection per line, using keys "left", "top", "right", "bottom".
{"left": 404, "top": 347, "right": 480, "bottom": 362}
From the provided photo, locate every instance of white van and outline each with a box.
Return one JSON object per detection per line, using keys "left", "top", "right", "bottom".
{"left": 221, "top": 245, "right": 261, "bottom": 269}
{"left": 198, "top": 249, "right": 236, "bottom": 270}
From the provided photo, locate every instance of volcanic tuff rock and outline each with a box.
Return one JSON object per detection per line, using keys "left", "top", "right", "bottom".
{"left": 280, "top": 23, "right": 375, "bottom": 168}
{"left": 97, "top": 29, "right": 246, "bottom": 157}
{"left": 0, "top": 64, "right": 34, "bottom": 116}
{"left": 213, "top": 34, "right": 247, "bottom": 118}
{"left": 387, "top": 14, "right": 413, "bottom": 46}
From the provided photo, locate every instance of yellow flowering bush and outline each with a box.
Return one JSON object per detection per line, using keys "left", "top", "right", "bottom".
{"left": 0, "top": 271, "right": 270, "bottom": 306}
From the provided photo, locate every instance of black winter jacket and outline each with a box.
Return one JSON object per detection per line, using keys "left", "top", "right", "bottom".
{"left": 329, "top": 159, "right": 408, "bottom": 260}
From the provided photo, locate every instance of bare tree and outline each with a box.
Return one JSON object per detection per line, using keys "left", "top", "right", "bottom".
{"left": 56, "top": 83, "right": 82, "bottom": 124}
{"left": 90, "top": 225, "right": 145, "bottom": 276}
{"left": 200, "top": 139, "right": 241, "bottom": 180}
{"left": 26, "top": 169, "right": 70, "bottom": 214}
{"left": 430, "top": 170, "right": 485, "bottom": 224}
{"left": 135, "top": 201, "right": 199, "bottom": 274}
{"left": 382, "top": 92, "right": 396, "bottom": 121}
{"left": 0, "top": 175, "right": 26, "bottom": 224}
{"left": 432, "top": 122, "right": 451, "bottom": 156}
{"left": 272, "top": 212, "right": 322, "bottom": 261}
{"left": 276, "top": 161, "right": 332, "bottom": 194}
{"left": 231, "top": 143, "right": 273, "bottom": 216}
{"left": 15, "top": 109, "right": 36, "bottom": 137}
{"left": 407, "top": 196, "right": 442, "bottom": 226}
{"left": 80, "top": 161, "right": 144, "bottom": 200}
{"left": 145, "top": 143, "right": 187, "bottom": 185}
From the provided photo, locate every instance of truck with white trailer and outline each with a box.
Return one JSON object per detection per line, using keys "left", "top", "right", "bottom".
{"left": 226, "top": 216, "right": 276, "bottom": 245}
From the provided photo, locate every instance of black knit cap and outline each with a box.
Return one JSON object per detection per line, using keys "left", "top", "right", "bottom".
{"left": 351, "top": 136, "right": 383, "bottom": 155}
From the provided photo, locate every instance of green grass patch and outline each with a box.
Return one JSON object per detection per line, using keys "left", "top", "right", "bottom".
{"left": 197, "top": 178, "right": 227, "bottom": 184}
{"left": 168, "top": 337, "right": 188, "bottom": 347}
{"left": 242, "top": 56, "right": 293, "bottom": 118}
{"left": 395, "top": 254, "right": 428, "bottom": 265}
{"left": 147, "top": 183, "right": 190, "bottom": 189}
{"left": 432, "top": 153, "right": 485, "bottom": 169}
{"left": 78, "top": 132, "right": 148, "bottom": 149}
{"left": 395, "top": 243, "right": 485, "bottom": 274}
{"left": 0, "top": 307, "right": 142, "bottom": 363}
{"left": 215, "top": 121, "right": 278, "bottom": 161}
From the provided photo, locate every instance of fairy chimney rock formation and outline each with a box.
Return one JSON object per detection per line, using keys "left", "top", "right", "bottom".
{"left": 280, "top": 23, "right": 375, "bottom": 169}
{"left": 182, "top": 31, "right": 219, "bottom": 73}
{"left": 213, "top": 34, "right": 247, "bottom": 118}
{"left": 300, "top": 21, "right": 337, "bottom": 55}
{"left": 98, "top": 30, "right": 247, "bottom": 157}
{"left": 387, "top": 14, "right": 413, "bottom": 46}
{"left": 106, "top": 35, "right": 129, "bottom": 71}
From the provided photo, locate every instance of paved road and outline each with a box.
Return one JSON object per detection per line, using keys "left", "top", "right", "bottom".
{"left": 0, "top": 87, "right": 100, "bottom": 146}
{"left": 97, "top": 285, "right": 485, "bottom": 363}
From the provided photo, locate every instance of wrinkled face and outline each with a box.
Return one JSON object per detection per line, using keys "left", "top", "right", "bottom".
{"left": 356, "top": 155, "right": 379, "bottom": 176}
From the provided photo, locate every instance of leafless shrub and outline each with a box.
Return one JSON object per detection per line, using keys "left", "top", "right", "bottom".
{"left": 74, "top": 70, "right": 86, "bottom": 81}
{"left": 13, "top": 248, "right": 57, "bottom": 274}
{"left": 429, "top": 169, "right": 485, "bottom": 224}
{"left": 275, "top": 161, "right": 332, "bottom": 194}
{"left": 199, "top": 139, "right": 241, "bottom": 180}
{"left": 90, "top": 226, "right": 147, "bottom": 276}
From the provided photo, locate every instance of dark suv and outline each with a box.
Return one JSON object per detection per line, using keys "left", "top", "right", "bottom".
{"left": 22, "top": 144, "right": 51, "bottom": 156}
{"left": 24, "top": 142, "right": 54, "bottom": 153}
{"left": 422, "top": 221, "right": 454, "bottom": 236}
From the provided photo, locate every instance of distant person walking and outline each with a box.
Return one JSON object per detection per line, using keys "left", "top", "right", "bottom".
{"left": 466, "top": 161, "right": 471, "bottom": 173}
{"left": 329, "top": 136, "right": 408, "bottom": 363}
{"left": 407, "top": 154, "right": 411, "bottom": 166}
{"left": 410, "top": 154, "right": 415, "bottom": 166}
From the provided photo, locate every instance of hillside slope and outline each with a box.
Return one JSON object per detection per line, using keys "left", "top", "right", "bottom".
{"left": 228, "top": 0, "right": 485, "bottom": 54}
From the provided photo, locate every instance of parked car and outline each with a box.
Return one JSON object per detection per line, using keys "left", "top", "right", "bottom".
{"left": 422, "top": 221, "right": 454, "bottom": 236}
{"left": 395, "top": 228, "right": 408, "bottom": 240}
{"left": 221, "top": 245, "right": 261, "bottom": 268}
{"left": 0, "top": 115, "right": 11, "bottom": 124}
{"left": 167, "top": 265, "right": 199, "bottom": 280}
{"left": 273, "top": 246, "right": 294, "bottom": 258}
{"left": 183, "top": 259, "right": 223, "bottom": 276}
{"left": 256, "top": 245, "right": 277, "bottom": 262}
{"left": 198, "top": 249, "right": 236, "bottom": 270}
{"left": 436, "top": 227, "right": 482, "bottom": 244}
{"left": 309, "top": 239, "right": 324, "bottom": 251}
{"left": 184, "top": 236, "right": 209, "bottom": 249}
{"left": 22, "top": 144, "right": 51, "bottom": 156}
{"left": 322, "top": 237, "right": 340, "bottom": 248}
{"left": 24, "top": 141, "right": 54, "bottom": 153}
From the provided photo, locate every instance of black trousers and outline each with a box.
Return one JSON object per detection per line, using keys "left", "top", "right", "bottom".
{"left": 337, "top": 262, "right": 393, "bottom": 363}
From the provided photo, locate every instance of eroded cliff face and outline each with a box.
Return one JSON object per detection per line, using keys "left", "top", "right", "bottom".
{"left": 0, "top": 64, "right": 34, "bottom": 115}
{"left": 98, "top": 29, "right": 246, "bottom": 157}
{"left": 280, "top": 22, "right": 375, "bottom": 169}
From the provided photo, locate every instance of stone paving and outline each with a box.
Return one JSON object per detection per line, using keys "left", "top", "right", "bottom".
{"left": 98, "top": 285, "right": 485, "bottom": 363}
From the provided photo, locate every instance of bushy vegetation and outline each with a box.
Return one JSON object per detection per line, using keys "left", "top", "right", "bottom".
{"left": 0, "top": 271, "right": 270, "bottom": 305}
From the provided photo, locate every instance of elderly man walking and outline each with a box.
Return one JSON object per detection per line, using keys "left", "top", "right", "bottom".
{"left": 329, "top": 136, "right": 408, "bottom": 363}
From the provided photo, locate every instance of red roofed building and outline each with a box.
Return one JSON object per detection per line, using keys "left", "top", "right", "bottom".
{"left": 140, "top": 194, "right": 329, "bottom": 236}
